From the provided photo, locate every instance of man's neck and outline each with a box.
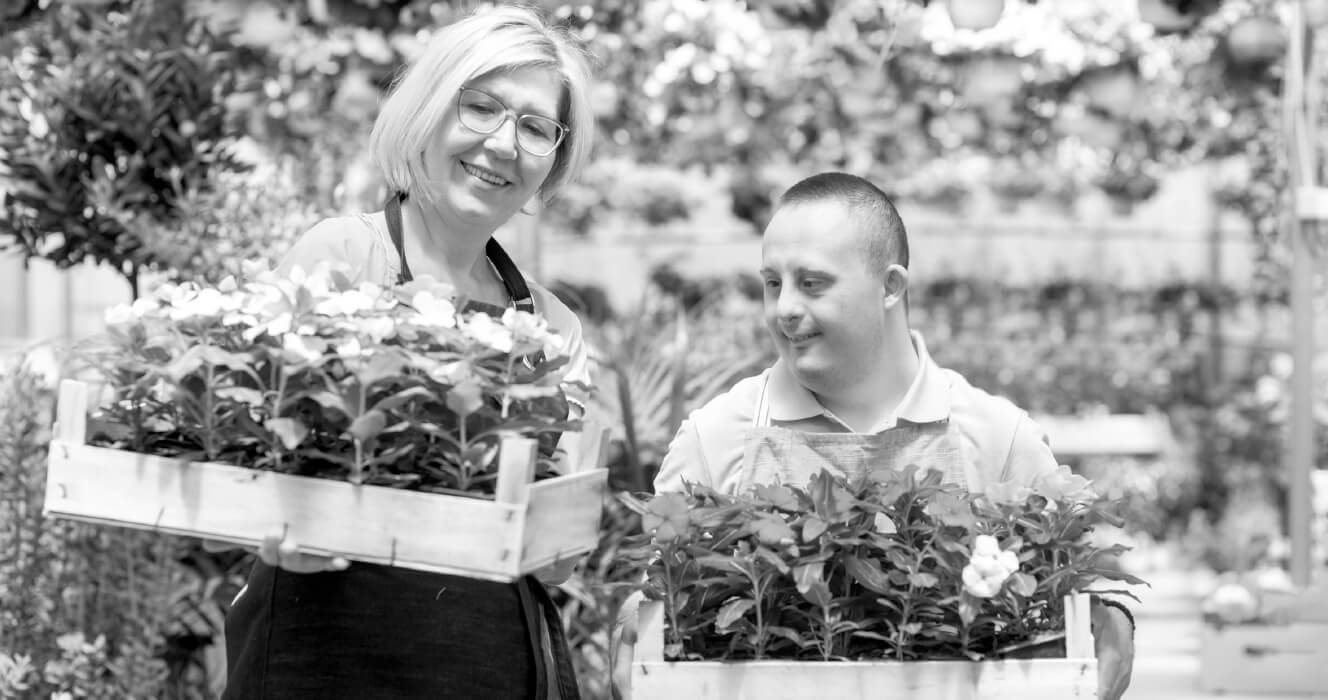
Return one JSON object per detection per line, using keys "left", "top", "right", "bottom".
{"left": 817, "top": 330, "right": 920, "bottom": 433}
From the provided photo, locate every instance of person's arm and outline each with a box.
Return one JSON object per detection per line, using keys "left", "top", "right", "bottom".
{"left": 653, "top": 418, "right": 714, "bottom": 494}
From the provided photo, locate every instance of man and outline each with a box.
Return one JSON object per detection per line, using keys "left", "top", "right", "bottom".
{"left": 646, "top": 172, "right": 1134, "bottom": 699}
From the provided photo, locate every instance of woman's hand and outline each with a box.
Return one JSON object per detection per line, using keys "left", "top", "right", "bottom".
{"left": 258, "top": 535, "right": 350, "bottom": 573}
{"left": 202, "top": 536, "right": 349, "bottom": 574}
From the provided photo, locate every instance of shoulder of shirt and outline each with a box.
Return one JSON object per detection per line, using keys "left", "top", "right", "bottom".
{"left": 935, "top": 364, "right": 1039, "bottom": 437}
{"left": 294, "top": 215, "right": 382, "bottom": 257}
{"left": 686, "top": 369, "right": 767, "bottom": 431}
{"left": 525, "top": 278, "right": 583, "bottom": 336}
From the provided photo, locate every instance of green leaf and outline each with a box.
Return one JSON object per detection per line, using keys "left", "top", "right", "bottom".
{"left": 802, "top": 516, "right": 827, "bottom": 542}
{"left": 347, "top": 409, "right": 387, "bottom": 443}
{"left": 265, "top": 417, "right": 308, "bottom": 450}
{"left": 1009, "top": 572, "right": 1038, "bottom": 597}
{"left": 793, "top": 562, "right": 823, "bottom": 595}
{"left": 446, "top": 379, "right": 484, "bottom": 417}
{"left": 715, "top": 598, "right": 756, "bottom": 632}
{"left": 844, "top": 555, "right": 892, "bottom": 595}
{"left": 908, "top": 572, "right": 939, "bottom": 589}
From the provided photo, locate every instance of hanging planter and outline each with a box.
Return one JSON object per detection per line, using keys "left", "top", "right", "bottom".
{"left": 1137, "top": 0, "right": 1196, "bottom": 33}
{"left": 946, "top": 0, "right": 1004, "bottom": 31}
{"left": 1226, "top": 15, "right": 1286, "bottom": 67}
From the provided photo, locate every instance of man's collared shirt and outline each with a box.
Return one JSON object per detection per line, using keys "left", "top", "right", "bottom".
{"left": 655, "top": 332, "right": 1059, "bottom": 495}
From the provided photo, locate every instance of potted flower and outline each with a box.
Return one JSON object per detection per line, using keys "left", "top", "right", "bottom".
{"left": 623, "top": 464, "right": 1142, "bottom": 699}
{"left": 1198, "top": 566, "right": 1328, "bottom": 694}
{"left": 44, "top": 264, "right": 609, "bottom": 582}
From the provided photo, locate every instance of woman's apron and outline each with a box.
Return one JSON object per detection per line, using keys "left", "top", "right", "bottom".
{"left": 223, "top": 195, "right": 579, "bottom": 700}
{"left": 739, "top": 374, "right": 970, "bottom": 491}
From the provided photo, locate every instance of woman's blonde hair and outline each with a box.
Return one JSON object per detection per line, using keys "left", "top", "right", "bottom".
{"left": 369, "top": 5, "right": 596, "bottom": 204}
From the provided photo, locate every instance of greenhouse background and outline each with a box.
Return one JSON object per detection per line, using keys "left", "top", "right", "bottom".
{"left": 2, "top": 0, "right": 1327, "bottom": 697}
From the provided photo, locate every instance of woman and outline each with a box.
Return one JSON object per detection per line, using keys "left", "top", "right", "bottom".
{"left": 222, "top": 6, "right": 597, "bottom": 698}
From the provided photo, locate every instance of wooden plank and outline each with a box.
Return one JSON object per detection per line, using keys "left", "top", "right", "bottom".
{"left": 55, "top": 379, "right": 88, "bottom": 443}
{"left": 45, "top": 442, "right": 531, "bottom": 581}
{"left": 631, "top": 658, "right": 1096, "bottom": 699}
{"left": 1034, "top": 414, "right": 1172, "bottom": 458}
{"left": 494, "top": 437, "right": 537, "bottom": 505}
{"left": 1064, "top": 594, "right": 1094, "bottom": 660}
{"left": 1198, "top": 622, "right": 1328, "bottom": 694}
{"left": 567, "top": 420, "right": 611, "bottom": 474}
{"left": 632, "top": 595, "right": 1097, "bottom": 699}
{"left": 520, "top": 469, "right": 608, "bottom": 571}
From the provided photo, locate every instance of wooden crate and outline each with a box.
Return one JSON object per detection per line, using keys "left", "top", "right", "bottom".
{"left": 43, "top": 380, "right": 610, "bottom": 583}
{"left": 630, "top": 594, "right": 1097, "bottom": 700}
{"left": 1198, "top": 622, "right": 1328, "bottom": 695}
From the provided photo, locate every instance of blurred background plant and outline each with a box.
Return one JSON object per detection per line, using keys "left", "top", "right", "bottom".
{"left": 1, "top": 0, "right": 1326, "bottom": 696}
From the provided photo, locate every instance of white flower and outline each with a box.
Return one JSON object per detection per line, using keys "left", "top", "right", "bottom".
{"left": 167, "top": 287, "right": 235, "bottom": 321}
{"left": 502, "top": 307, "right": 549, "bottom": 338}
{"left": 411, "top": 291, "right": 458, "bottom": 329}
{"left": 962, "top": 535, "right": 1021, "bottom": 599}
{"left": 104, "top": 304, "right": 135, "bottom": 326}
{"left": 335, "top": 336, "right": 364, "bottom": 358}
{"left": 315, "top": 288, "right": 377, "bottom": 317}
{"left": 464, "top": 312, "right": 514, "bottom": 353}
{"left": 1203, "top": 582, "right": 1259, "bottom": 624}
{"left": 281, "top": 333, "right": 324, "bottom": 365}
{"left": 354, "top": 316, "right": 397, "bottom": 343}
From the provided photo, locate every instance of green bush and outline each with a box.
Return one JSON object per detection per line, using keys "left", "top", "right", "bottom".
{"left": 0, "top": 0, "right": 246, "bottom": 297}
{"left": 0, "top": 360, "right": 243, "bottom": 699}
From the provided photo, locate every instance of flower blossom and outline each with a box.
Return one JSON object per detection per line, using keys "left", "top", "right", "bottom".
{"left": 464, "top": 312, "right": 514, "bottom": 353}
{"left": 962, "top": 535, "right": 1020, "bottom": 599}
{"left": 411, "top": 291, "right": 458, "bottom": 329}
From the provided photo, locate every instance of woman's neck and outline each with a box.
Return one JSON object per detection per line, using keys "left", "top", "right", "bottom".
{"left": 402, "top": 198, "right": 506, "bottom": 303}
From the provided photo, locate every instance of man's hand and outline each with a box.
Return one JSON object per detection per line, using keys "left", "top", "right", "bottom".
{"left": 1091, "top": 600, "right": 1135, "bottom": 700}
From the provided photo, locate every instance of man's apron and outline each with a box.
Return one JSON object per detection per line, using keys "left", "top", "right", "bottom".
{"left": 739, "top": 375, "right": 970, "bottom": 491}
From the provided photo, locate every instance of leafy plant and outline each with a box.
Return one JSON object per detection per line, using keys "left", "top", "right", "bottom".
{"left": 79, "top": 265, "right": 582, "bottom": 495}
{"left": 0, "top": 0, "right": 246, "bottom": 297}
{"left": 623, "top": 465, "right": 1143, "bottom": 662}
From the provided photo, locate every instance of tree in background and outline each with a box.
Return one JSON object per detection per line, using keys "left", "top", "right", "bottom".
{"left": 0, "top": 0, "right": 247, "bottom": 297}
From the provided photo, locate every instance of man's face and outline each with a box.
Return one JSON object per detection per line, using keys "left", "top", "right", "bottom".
{"left": 760, "top": 200, "right": 890, "bottom": 397}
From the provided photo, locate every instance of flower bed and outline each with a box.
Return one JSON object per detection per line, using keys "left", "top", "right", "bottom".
{"left": 624, "top": 466, "right": 1141, "bottom": 698}
{"left": 44, "top": 265, "right": 609, "bottom": 581}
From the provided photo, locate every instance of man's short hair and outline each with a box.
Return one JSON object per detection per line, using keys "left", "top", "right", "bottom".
{"left": 777, "top": 172, "right": 909, "bottom": 274}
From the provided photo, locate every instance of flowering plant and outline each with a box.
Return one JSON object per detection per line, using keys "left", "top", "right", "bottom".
{"left": 623, "top": 465, "right": 1142, "bottom": 662}
{"left": 80, "top": 263, "right": 583, "bottom": 496}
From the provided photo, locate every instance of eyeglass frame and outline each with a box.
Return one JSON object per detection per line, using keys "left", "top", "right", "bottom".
{"left": 455, "top": 86, "right": 568, "bottom": 157}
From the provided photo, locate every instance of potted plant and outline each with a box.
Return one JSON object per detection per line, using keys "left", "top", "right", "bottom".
{"left": 44, "top": 264, "right": 609, "bottom": 582}
{"left": 623, "top": 464, "right": 1142, "bottom": 699}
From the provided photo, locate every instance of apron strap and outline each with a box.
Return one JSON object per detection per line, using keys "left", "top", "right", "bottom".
{"left": 384, "top": 193, "right": 536, "bottom": 315}
{"left": 752, "top": 373, "right": 772, "bottom": 429}
{"left": 384, "top": 193, "right": 413, "bottom": 285}
{"left": 525, "top": 576, "right": 582, "bottom": 700}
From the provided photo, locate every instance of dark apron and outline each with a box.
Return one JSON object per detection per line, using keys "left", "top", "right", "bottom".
{"left": 740, "top": 375, "right": 970, "bottom": 491}
{"left": 223, "top": 194, "right": 580, "bottom": 700}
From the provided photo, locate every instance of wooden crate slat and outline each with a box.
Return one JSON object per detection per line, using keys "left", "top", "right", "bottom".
{"left": 1198, "top": 623, "right": 1328, "bottom": 694}
{"left": 632, "top": 594, "right": 1097, "bottom": 699}
{"left": 520, "top": 469, "right": 608, "bottom": 570}
{"left": 46, "top": 442, "right": 526, "bottom": 581}
{"left": 631, "top": 659, "right": 1096, "bottom": 700}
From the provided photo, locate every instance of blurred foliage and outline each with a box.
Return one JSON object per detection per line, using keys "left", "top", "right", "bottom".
{"left": 0, "top": 0, "right": 248, "bottom": 297}
{"left": 0, "top": 359, "right": 251, "bottom": 699}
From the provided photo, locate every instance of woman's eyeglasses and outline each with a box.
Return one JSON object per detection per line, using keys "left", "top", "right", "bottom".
{"left": 456, "top": 87, "right": 567, "bottom": 157}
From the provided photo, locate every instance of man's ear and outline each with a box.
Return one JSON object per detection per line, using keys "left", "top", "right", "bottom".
{"left": 882, "top": 264, "right": 909, "bottom": 310}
